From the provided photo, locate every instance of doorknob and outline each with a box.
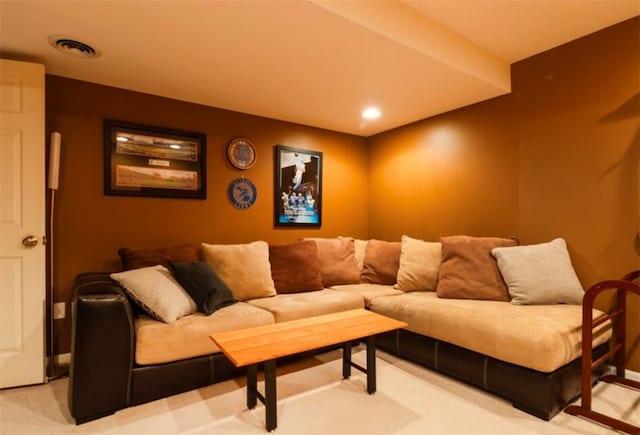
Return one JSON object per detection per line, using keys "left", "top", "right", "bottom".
{"left": 22, "top": 236, "right": 39, "bottom": 248}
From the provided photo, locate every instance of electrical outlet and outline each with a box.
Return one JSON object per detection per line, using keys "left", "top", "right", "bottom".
{"left": 53, "top": 302, "right": 65, "bottom": 320}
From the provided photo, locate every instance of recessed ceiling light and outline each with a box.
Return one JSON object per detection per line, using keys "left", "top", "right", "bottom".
{"left": 169, "top": 144, "right": 182, "bottom": 150}
{"left": 362, "top": 107, "right": 381, "bottom": 119}
{"left": 48, "top": 34, "right": 101, "bottom": 59}
{"left": 116, "top": 136, "right": 129, "bottom": 142}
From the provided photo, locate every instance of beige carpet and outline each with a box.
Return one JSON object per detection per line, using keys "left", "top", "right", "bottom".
{"left": 1, "top": 348, "right": 638, "bottom": 434}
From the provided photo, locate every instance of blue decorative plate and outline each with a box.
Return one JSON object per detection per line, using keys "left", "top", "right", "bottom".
{"left": 227, "top": 177, "right": 257, "bottom": 209}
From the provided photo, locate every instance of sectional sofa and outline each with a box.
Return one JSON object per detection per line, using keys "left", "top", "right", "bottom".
{"left": 68, "top": 236, "right": 612, "bottom": 425}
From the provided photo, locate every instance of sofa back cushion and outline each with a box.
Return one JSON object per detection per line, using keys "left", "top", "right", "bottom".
{"left": 395, "top": 235, "right": 441, "bottom": 292}
{"left": 269, "top": 240, "right": 324, "bottom": 293}
{"left": 437, "top": 235, "right": 516, "bottom": 301}
{"left": 118, "top": 243, "right": 200, "bottom": 271}
{"left": 360, "top": 239, "right": 401, "bottom": 285}
{"left": 303, "top": 237, "right": 360, "bottom": 286}
{"left": 201, "top": 241, "right": 276, "bottom": 301}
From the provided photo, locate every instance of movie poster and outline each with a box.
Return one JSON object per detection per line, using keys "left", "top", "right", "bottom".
{"left": 274, "top": 145, "right": 322, "bottom": 227}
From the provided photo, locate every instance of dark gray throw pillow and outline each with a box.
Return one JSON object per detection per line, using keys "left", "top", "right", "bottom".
{"left": 168, "top": 261, "right": 236, "bottom": 315}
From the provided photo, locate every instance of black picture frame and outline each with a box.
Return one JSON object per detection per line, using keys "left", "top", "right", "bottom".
{"left": 104, "top": 120, "right": 206, "bottom": 199}
{"left": 274, "top": 145, "right": 322, "bottom": 227}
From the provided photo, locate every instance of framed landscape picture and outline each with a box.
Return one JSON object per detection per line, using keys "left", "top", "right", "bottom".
{"left": 104, "top": 120, "right": 206, "bottom": 199}
{"left": 274, "top": 145, "right": 322, "bottom": 227}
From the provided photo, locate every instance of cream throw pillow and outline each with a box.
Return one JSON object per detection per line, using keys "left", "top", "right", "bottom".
{"left": 111, "top": 265, "right": 196, "bottom": 323}
{"left": 201, "top": 241, "right": 276, "bottom": 301}
{"left": 491, "top": 238, "right": 584, "bottom": 305}
{"left": 395, "top": 235, "right": 441, "bottom": 292}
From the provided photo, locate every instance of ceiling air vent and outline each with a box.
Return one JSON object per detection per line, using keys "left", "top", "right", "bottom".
{"left": 48, "top": 35, "right": 101, "bottom": 58}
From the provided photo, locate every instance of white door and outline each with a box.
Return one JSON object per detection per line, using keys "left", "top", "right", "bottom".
{"left": 0, "top": 59, "right": 46, "bottom": 388}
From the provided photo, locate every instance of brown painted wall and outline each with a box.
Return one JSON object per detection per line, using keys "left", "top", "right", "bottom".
{"left": 46, "top": 76, "right": 368, "bottom": 353}
{"left": 368, "top": 18, "right": 639, "bottom": 370}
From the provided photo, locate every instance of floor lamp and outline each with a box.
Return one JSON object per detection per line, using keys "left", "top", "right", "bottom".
{"left": 47, "top": 131, "right": 66, "bottom": 380}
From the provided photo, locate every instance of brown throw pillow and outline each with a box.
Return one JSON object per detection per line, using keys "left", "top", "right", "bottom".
{"left": 304, "top": 237, "right": 360, "bottom": 286}
{"left": 436, "top": 235, "right": 517, "bottom": 301}
{"left": 360, "top": 240, "right": 401, "bottom": 285}
{"left": 118, "top": 243, "right": 200, "bottom": 271}
{"left": 269, "top": 240, "right": 324, "bottom": 294}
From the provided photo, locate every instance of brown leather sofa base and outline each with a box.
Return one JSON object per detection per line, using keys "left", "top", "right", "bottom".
{"left": 375, "top": 328, "right": 608, "bottom": 420}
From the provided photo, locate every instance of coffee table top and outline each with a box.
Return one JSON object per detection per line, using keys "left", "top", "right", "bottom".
{"left": 210, "top": 309, "right": 407, "bottom": 367}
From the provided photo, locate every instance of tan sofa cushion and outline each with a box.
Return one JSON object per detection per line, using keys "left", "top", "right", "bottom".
{"left": 437, "top": 235, "right": 516, "bottom": 301}
{"left": 135, "top": 302, "right": 275, "bottom": 365}
{"left": 201, "top": 241, "right": 276, "bottom": 301}
{"left": 247, "top": 289, "right": 364, "bottom": 323}
{"left": 370, "top": 292, "right": 611, "bottom": 373}
{"left": 329, "top": 284, "right": 402, "bottom": 308}
{"left": 395, "top": 235, "right": 441, "bottom": 292}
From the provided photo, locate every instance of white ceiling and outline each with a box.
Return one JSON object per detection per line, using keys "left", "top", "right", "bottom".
{"left": 1, "top": 1, "right": 638, "bottom": 137}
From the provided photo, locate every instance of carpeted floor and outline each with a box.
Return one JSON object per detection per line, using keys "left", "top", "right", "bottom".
{"left": 1, "top": 347, "right": 638, "bottom": 434}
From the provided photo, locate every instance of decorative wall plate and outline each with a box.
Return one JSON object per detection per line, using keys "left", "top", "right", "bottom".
{"left": 227, "top": 138, "right": 256, "bottom": 170}
{"left": 227, "top": 177, "right": 257, "bottom": 209}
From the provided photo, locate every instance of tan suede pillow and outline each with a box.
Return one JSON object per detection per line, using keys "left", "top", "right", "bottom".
{"left": 361, "top": 239, "right": 401, "bottom": 285}
{"left": 269, "top": 240, "right": 324, "bottom": 294}
{"left": 437, "top": 235, "right": 516, "bottom": 301}
{"left": 118, "top": 243, "right": 200, "bottom": 271}
{"left": 395, "top": 235, "right": 441, "bottom": 292}
{"left": 201, "top": 241, "right": 276, "bottom": 301}
{"left": 304, "top": 237, "right": 360, "bottom": 286}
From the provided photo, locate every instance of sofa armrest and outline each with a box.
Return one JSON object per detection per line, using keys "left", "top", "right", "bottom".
{"left": 68, "top": 273, "right": 134, "bottom": 424}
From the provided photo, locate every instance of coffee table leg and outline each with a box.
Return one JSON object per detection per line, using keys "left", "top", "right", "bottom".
{"left": 342, "top": 341, "right": 352, "bottom": 379}
{"left": 264, "top": 360, "right": 277, "bottom": 432}
{"left": 247, "top": 364, "right": 258, "bottom": 409}
{"left": 366, "top": 335, "right": 376, "bottom": 394}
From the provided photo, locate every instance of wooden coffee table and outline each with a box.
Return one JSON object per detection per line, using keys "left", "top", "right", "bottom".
{"left": 210, "top": 309, "right": 407, "bottom": 431}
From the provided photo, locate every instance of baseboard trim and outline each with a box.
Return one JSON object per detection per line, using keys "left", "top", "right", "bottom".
{"left": 626, "top": 369, "right": 640, "bottom": 382}
{"left": 54, "top": 353, "right": 70, "bottom": 366}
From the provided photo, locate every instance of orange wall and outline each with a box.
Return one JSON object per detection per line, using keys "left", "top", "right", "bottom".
{"left": 368, "top": 17, "right": 639, "bottom": 371}
{"left": 367, "top": 95, "right": 518, "bottom": 241}
{"left": 46, "top": 77, "right": 368, "bottom": 353}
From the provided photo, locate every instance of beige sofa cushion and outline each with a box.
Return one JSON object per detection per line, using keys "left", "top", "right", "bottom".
{"left": 370, "top": 292, "right": 611, "bottom": 373}
{"left": 111, "top": 265, "right": 196, "bottom": 324}
{"left": 491, "top": 238, "right": 584, "bottom": 305}
{"left": 395, "top": 235, "right": 441, "bottom": 292}
{"left": 329, "top": 284, "right": 402, "bottom": 308}
{"left": 201, "top": 241, "right": 276, "bottom": 301}
{"left": 135, "top": 302, "right": 275, "bottom": 365}
{"left": 247, "top": 289, "right": 364, "bottom": 323}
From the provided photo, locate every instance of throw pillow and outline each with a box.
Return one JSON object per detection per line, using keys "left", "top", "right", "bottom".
{"left": 118, "top": 243, "right": 200, "bottom": 271}
{"left": 339, "top": 236, "right": 368, "bottom": 272}
{"left": 201, "top": 241, "right": 276, "bottom": 301}
{"left": 491, "top": 238, "right": 584, "bottom": 305}
{"left": 168, "top": 261, "right": 237, "bottom": 315}
{"left": 437, "top": 235, "right": 516, "bottom": 301}
{"left": 304, "top": 237, "right": 360, "bottom": 286}
{"left": 360, "top": 239, "right": 401, "bottom": 285}
{"left": 269, "top": 240, "right": 325, "bottom": 293}
{"left": 395, "top": 235, "right": 441, "bottom": 292}
{"left": 110, "top": 265, "right": 196, "bottom": 323}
